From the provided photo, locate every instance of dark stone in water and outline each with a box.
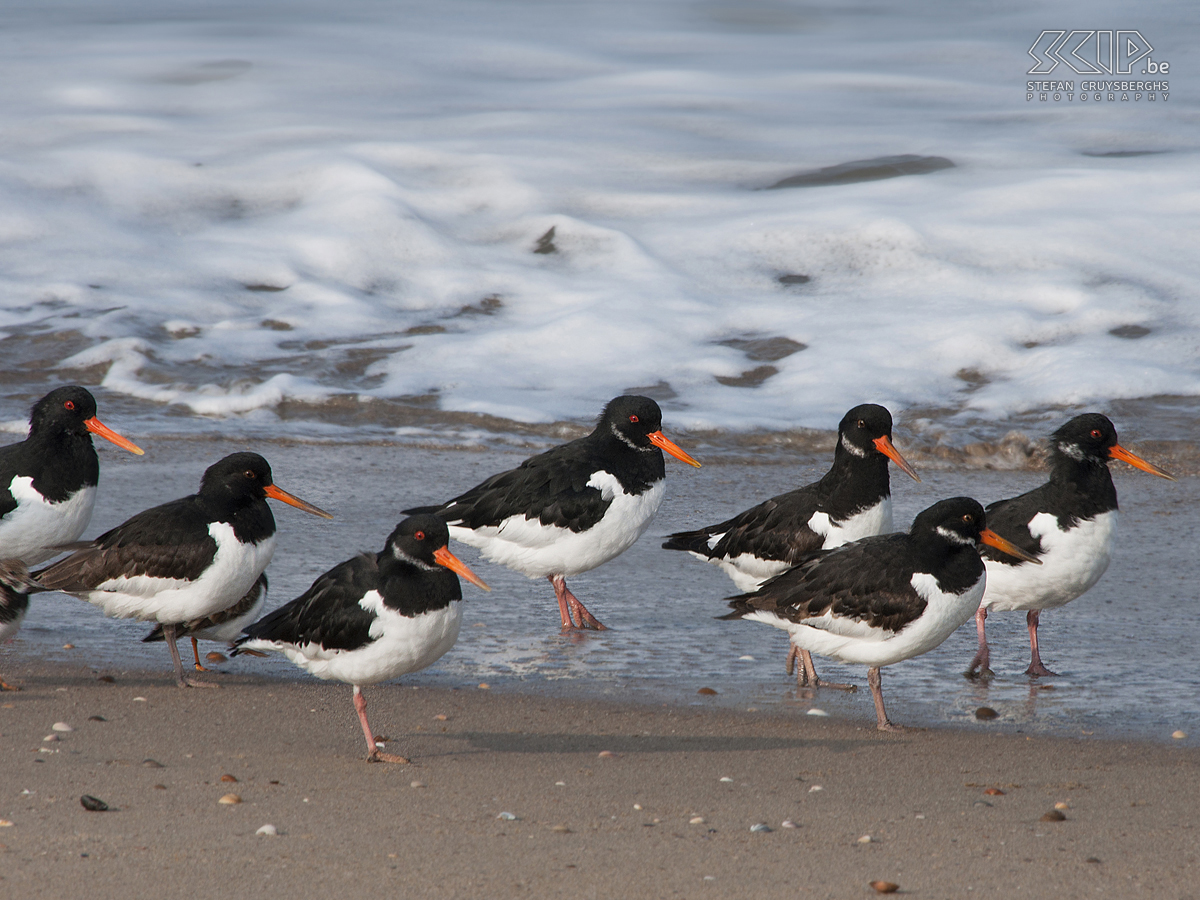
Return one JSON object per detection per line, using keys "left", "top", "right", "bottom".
{"left": 533, "top": 226, "right": 558, "bottom": 254}
{"left": 244, "top": 283, "right": 288, "bottom": 292}
{"left": 715, "top": 366, "right": 779, "bottom": 388}
{"left": 766, "top": 155, "right": 954, "bottom": 189}
{"left": 975, "top": 706, "right": 999, "bottom": 720}
{"left": 455, "top": 295, "right": 503, "bottom": 317}
{"left": 80, "top": 795, "right": 109, "bottom": 812}
{"left": 720, "top": 336, "right": 806, "bottom": 361}
{"left": 777, "top": 274, "right": 811, "bottom": 285}
{"left": 1109, "top": 324, "right": 1151, "bottom": 339}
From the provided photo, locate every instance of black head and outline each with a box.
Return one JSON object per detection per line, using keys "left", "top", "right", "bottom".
{"left": 600, "top": 395, "right": 665, "bottom": 450}
{"left": 386, "top": 514, "right": 452, "bottom": 566}
{"left": 28, "top": 386, "right": 100, "bottom": 436}
{"left": 199, "top": 452, "right": 275, "bottom": 503}
{"left": 837, "top": 403, "right": 919, "bottom": 481}
{"left": 910, "top": 497, "right": 988, "bottom": 549}
{"left": 1050, "top": 414, "right": 1118, "bottom": 464}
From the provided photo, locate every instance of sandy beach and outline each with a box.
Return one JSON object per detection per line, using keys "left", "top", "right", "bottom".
{"left": 0, "top": 656, "right": 1196, "bottom": 899}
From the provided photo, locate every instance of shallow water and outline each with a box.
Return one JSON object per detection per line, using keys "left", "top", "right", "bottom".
{"left": 10, "top": 437, "right": 1196, "bottom": 745}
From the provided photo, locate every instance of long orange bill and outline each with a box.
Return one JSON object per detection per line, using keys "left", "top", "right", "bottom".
{"left": 84, "top": 416, "right": 144, "bottom": 456}
{"left": 433, "top": 545, "right": 491, "bottom": 592}
{"left": 264, "top": 483, "right": 334, "bottom": 519}
{"left": 647, "top": 430, "right": 701, "bottom": 468}
{"left": 872, "top": 435, "right": 920, "bottom": 482}
{"left": 980, "top": 528, "right": 1042, "bottom": 565}
{"left": 1109, "top": 444, "right": 1175, "bottom": 480}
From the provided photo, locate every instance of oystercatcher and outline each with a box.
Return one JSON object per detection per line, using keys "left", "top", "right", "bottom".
{"left": 142, "top": 573, "right": 268, "bottom": 671}
{"left": 34, "top": 452, "right": 331, "bottom": 687}
{"left": 405, "top": 395, "right": 700, "bottom": 630}
{"left": 0, "top": 560, "right": 38, "bottom": 691}
{"left": 721, "top": 497, "right": 1038, "bottom": 730}
{"left": 231, "top": 515, "right": 490, "bottom": 763}
{"left": 967, "top": 414, "right": 1173, "bottom": 678}
{"left": 0, "top": 385, "right": 143, "bottom": 565}
{"left": 664, "top": 403, "right": 919, "bottom": 688}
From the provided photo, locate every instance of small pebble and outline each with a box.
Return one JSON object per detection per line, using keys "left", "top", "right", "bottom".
{"left": 1054, "top": 802, "right": 1070, "bottom": 810}
{"left": 750, "top": 823, "right": 772, "bottom": 833}
{"left": 973, "top": 800, "right": 993, "bottom": 808}
{"left": 87, "top": 716, "right": 106, "bottom": 722}
{"left": 62, "top": 644, "right": 74, "bottom": 650}
{"left": 218, "top": 794, "right": 242, "bottom": 805}
{"left": 551, "top": 825, "right": 571, "bottom": 833}
{"left": 808, "top": 785, "right": 824, "bottom": 793}
{"left": 857, "top": 835, "right": 873, "bottom": 844}
{"left": 555, "top": 781, "right": 565, "bottom": 786}
{"left": 96, "top": 676, "right": 115, "bottom": 684}
{"left": 781, "top": 819, "right": 799, "bottom": 829}
{"left": 477, "top": 683, "right": 490, "bottom": 690}
{"left": 497, "top": 812, "right": 518, "bottom": 821}
{"left": 42, "top": 735, "right": 59, "bottom": 743}
{"left": 870, "top": 881, "right": 900, "bottom": 894}
{"left": 1172, "top": 730, "right": 1187, "bottom": 740}
{"left": 255, "top": 824, "right": 278, "bottom": 836}
{"left": 597, "top": 751, "right": 617, "bottom": 758}
{"left": 52, "top": 722, "right": 73, "bottom": 732}
{"left": 719, "top": 777, "right": 734, "bottom": 783}
{"left": 806, "top": 708, "right": 829, "bottom": 717}
{"left": 153, "top": 784, "right": 166, "bottom": 790}
{"left": 434, "top": 714, "right": 448, "bottom": 721}
{"left": 133, "top": 697, "right": 147, "bottom": 702}
{"left": 737, "top": 655, "right": 755, "bottom": 661}
{"left": 689, "top": 817, "right": 705, "bottom": 825}
{"left": 80, "top": 795, "right": 109, "bottom": 812}
{"left": 1085, "top": 857, "right": 1101, "bottom": 864}
{"left": 697, "top": 687, "right": 717, "bottom": 695}
{"left": 633, "top": 804, "right": 643, "bottom": 810}
{"left": 410, "top": 781, "right": 426, "bottom": 789}
{"left": 975, "top": 707, "right": 999, "bottom": 720}
{"left": 142, "top": 759, "right": 164, "bottom": 768}
{"left": 220, "top": 774, "right": 238, "bottom": 783}
{"left": 205, "top": 652, "right": 227, "bottom": 664}
{"left": 0, "top": 820, "right": 12, "bottom": 826}
{"left": 1040, "top": 810, "right": 1066, "bottom": 822}
{"left": 984, "top": 788, "right": 1005, "bottom": 796}
{"left": 703, "top": 876, "right": 716, "bottom": 882}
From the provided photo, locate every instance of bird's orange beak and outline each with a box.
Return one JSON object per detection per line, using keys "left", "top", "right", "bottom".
{"left": 434, "top": 546, "right": 491, "bottom": 591}
{"left": 648, "top": 431, "right": 701, "bottom": 468}
{"left": 872, "top": 435, "right": 919, "bottom": 482}
{"left": 264, "top": 484, "right": 334, "bottom": 519}
{"left": 1108, "top": 444, "right": 1174, "bottom": 480}
{"left": 84, "top": 416, "right": 144, "bottom": 456}
{"left": 980, "top": 529, "right": 1042, "bottom": 565}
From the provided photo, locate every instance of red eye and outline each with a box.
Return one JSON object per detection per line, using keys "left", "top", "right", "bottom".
{"left": 64, "top": 400, "right": 75, "bottom": 411}
{"left": 415, "top": 530, "right": 425, "bottom": 541}
{"left": 629, "top": 414, "right": 639, "bottom": 423}
{"left": 1091, "top": 429, "right": 1102, "bottom": 439}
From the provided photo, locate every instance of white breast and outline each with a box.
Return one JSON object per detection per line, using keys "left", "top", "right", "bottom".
{"left": 77, "top": 522, "right": 276, "bottom": 624}
{"left": 982, "top": 510, "right": 1117, "bottom": 612}
{"left": 0, "top": 478, "right": 96, "bottom": 565}
{"left": 450, "top": 474, "right": 665, "bottom": 578}
{"left": 747, "top": 570, "right": 985, "bottom": 668}
{"left": 262, "top": 596, "right": 463, "bottom": 686}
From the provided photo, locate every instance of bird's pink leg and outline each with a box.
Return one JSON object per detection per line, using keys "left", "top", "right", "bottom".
{"left": 164, "top": 623, "right": 218, "bottom": 688}
{"left": 868, "top": 666, "right": 903, "bottom": 732}
{"left": 786, "top": 643, "right": 856, "bottom": 691}
{"left": 1024, "top": 610, "right": 1059, "bottom": 677}
{"left": 549, "top": 575, "right": 607, "bottom": 631}
{"left": 354, "top": 685, "right": 408, "bottom": 764}
{"left": 966, "top": 606, "right": 992, "bottom": 677}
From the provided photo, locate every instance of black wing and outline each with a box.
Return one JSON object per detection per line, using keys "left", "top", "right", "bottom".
{"left": 34, "top": 497, "right": 217, "bottom": 590}
{"left": 664, "top": 485, "right": 824, "bottom": 563}
{"left": 236, "top": 555, "right": 379, "bottom": 653}
{"left": 981, "top": 486, "right": 1050, "bottom": 567}
{"left": 406, "top": 441, "right": 612, "bottom": 533}
{"left": 722, "top": 534, "right": 926, "bottom": 633}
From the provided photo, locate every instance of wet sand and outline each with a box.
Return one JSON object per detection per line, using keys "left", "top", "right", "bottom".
{"left": 0, "top": 660, "right": 1196, "bottom": 899}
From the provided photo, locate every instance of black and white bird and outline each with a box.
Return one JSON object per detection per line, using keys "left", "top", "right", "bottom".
{"left": 34, "top": 452, "right": 331, "bottom": 687}
{"left": 232, "top": 515, "right": 490, "bottom": 764}
{"left": 0, "top": 385, "right": 143, "bottom": 565}
{"left": 967, "top": 414, "right": 1173, "bottom": 678}
{"left": 405, "top": 395, "right": 700, "bottom": 630}
{"left": 721, "top": 497, "right": 1038, "bottom": 730}
{"left": 0, "top": 560, "right": 39, "bottom": 692}
{"left": 664, "top": 403, "right": 919, "bottom": 688}
{"left": 142, "top": 573, "right": 268, "bottom": 672}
